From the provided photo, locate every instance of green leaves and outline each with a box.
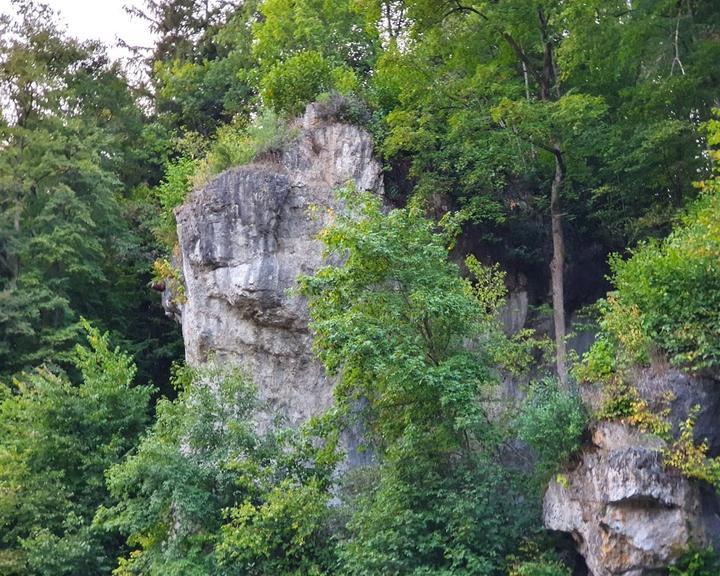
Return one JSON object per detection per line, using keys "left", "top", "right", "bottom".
{"left": 260, "top": 50, "right": 358, "bottom": 116}
{"left": 0, "top": 324, "right": 152, "bottom": 575}
{"left": 153, "top": 156, "right": 198, "bottom": 246}
{"left": 589, "top": 113, "right": 720, "bottom": 375}
{"left": 339, "top": 454, "right": 533, "bottom": 575}
{"left": 299, "top": 189, "right": 538, "bottom": 574}
{"left": 610, "top": 184, "right": 720, "bottom": 372}
{"left": 300, "top": 191, "right": 503, "bottom": 448}
{"left": 0, "top": 4, "right": 180, "bottom": 381}
{"left": 669, "top": 548, "right": 720, "bottom": 576}
{"left": 217, "top": 478, "right": 334, "bottom": 575}
{"left": 516, "top": 378, "right": 587, "bottom": 480}
{"left": 102, "top": 362, "right": 338, "bottom": 575}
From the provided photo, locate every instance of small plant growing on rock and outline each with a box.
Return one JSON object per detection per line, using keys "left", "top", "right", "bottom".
{"left": 154, "top": 156, "right": 198, "bottom": 247}
{"left": 596, "top": 380, "right": 672, "bottom": 440}
{"left": 151, "top": 257, "right": 186, "bottom": 305}
{"left": 192, "top": 109, "right": 298, "bottom": 188}
{"left": 663, "top": 407, "right": 720, "bottom": 490}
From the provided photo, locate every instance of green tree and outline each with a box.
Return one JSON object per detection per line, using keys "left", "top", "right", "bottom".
{"left": 0, "top": 323, "right": 153, "bottom": 575}
{"left": 137, "top": 0, "right": 260, "bottom": 135}
{"left": 300, "top": 190, "right": 536, "bottom": 574}
{"left": 371, "top": 0, "right": 720, "bottom": 384}
{"left": 101, "top": 363, "right": 338, "bottom": 575}
{"left": 516, "top": 377, "right": 587, "bottom": 481}
{"left": 253, "top": 0, "right": 379, "bottom": 114}
{"left": 0, "top": 1, "right": 181, "bottom": 381}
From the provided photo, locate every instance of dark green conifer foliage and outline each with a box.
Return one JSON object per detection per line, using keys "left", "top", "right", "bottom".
{"left": 0, "top": 1, "right": 181, "bottom": 381}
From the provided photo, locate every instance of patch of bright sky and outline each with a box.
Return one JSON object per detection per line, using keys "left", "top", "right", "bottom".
{"left": 0, "top": 0, "right": 154, "bottom": 62}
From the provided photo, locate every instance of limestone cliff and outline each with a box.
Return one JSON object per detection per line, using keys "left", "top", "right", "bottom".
{"left": 170, "top": 103, "right": 383, "bottom": 426}
{"left": 545, "top": 369, "right": 720, "bottom": 576}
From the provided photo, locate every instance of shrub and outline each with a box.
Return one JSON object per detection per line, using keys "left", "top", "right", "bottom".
{"left": 192, "top": 109, "right": 297, "bottom": 188}
{"left": 577, "top": 115, "right": 720, "bottom": 376}
{"left": 508, "top": 540, "right": 572, "bottom": 576}
{"left": 260, "top": 51, "right": 334, "bottom": 116}
{"left": 154, "top": 156, "right": 198, "bottom": 246}
{"left": 587, "top": 186, "right": 720, "bottom": 377}
{"left": 663, "top": 407, "right": 720, "bottom": 490}
{"left": 591, "top": 377, "right": 672, "bottom": 439}
{"left": 100, "top": 362, "right": 338, "bottom": 575}
{"left": 516, "top": 378, "right": 588, "bottom": 477}
{"left": 610, "top": 189, "right": 720, "bottom": 372}
{"left": 669, "top": 548, "right": 720, "bottom": 576}
{"left": 314, "top": 91, "right": 371, "bottom": 126}
{"left": 217, "top": 478, "right": 335, "bottom": 575}
{"left": 151, "top": 257, "right": 186, "bottom": 305}
{"left": 509, "top": 559, "right": 572, "bottom": 576}
{"left": 339, "top": 456, "right": 534, "bottom": 576}
{"left": 573, "top": 294, "right": 650, "bottom": 385}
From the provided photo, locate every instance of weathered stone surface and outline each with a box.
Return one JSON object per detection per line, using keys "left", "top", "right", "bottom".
{"left": 635, "top": 366, "right": 720, "bottom": 456}
{"left": 544, "top": 421, "right": 717, "bottom": 576}
{"left": 172, "top": 103, "right": 383, "bottom": 427}
{"left": 579, "top": 366, "right": 720, "bottom": 451}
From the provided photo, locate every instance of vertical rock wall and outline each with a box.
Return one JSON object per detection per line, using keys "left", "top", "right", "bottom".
{"left": 171, "top": 104, "right": 383, "bottom": 426}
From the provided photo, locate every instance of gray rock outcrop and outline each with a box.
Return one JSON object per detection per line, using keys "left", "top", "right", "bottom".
{"left": 545, "top": 365, "right": 720, "bottom": 576}
{"left": 544, "top": 421, "right": 711, "bottom": 576}
{"left": 171, "top": 103, "right": 383, "bottom": 427}
{"left": 634, "top": 367, "right": 720, "bottom": 456}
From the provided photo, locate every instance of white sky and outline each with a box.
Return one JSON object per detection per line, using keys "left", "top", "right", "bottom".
{"left": 0, "top": 0, "right": 154, "bottom": 61}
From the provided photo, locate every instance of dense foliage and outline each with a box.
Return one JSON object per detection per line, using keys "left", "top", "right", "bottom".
{"left": 0, "top": 1, "right": 181, "bottom": 385}
{"left": 516, "top": 378, "right": 587, "bottom": 480}
{"left": 300, "top": 191, "right": 540, "bottom": 574}
{"left": 2, "top": 0, "right": 720, "bottom": 573}
{"left": 580, "top": 116, "right": 720, "bottom": 378}
{"left": 669, "top": 548, "right": 720, "bottom": 576}
{"left": 99, "top": 363, "right": 338, "bottom": 575}
{"left": 0, "top": 324, "right": 153, "bottom": 575}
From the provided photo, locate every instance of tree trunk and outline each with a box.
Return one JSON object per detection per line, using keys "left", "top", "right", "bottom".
{"left": 550, "top": 146, "right": 567, "bottom": 387}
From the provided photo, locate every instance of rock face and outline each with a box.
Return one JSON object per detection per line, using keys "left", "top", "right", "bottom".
{"left": 172, "top": 103, "right": 383, "bottom": 426}
{"left": 545, "top": 359, "right": 720, "bottom": 576}
{"left": 635, "top": 367, "right": 720, "bottom": 457}
{"left": 544, "top": 422, "right": 711, "bottom": 576}
{"left": 546, "top": 368, "right": 720, "bottom": 575}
